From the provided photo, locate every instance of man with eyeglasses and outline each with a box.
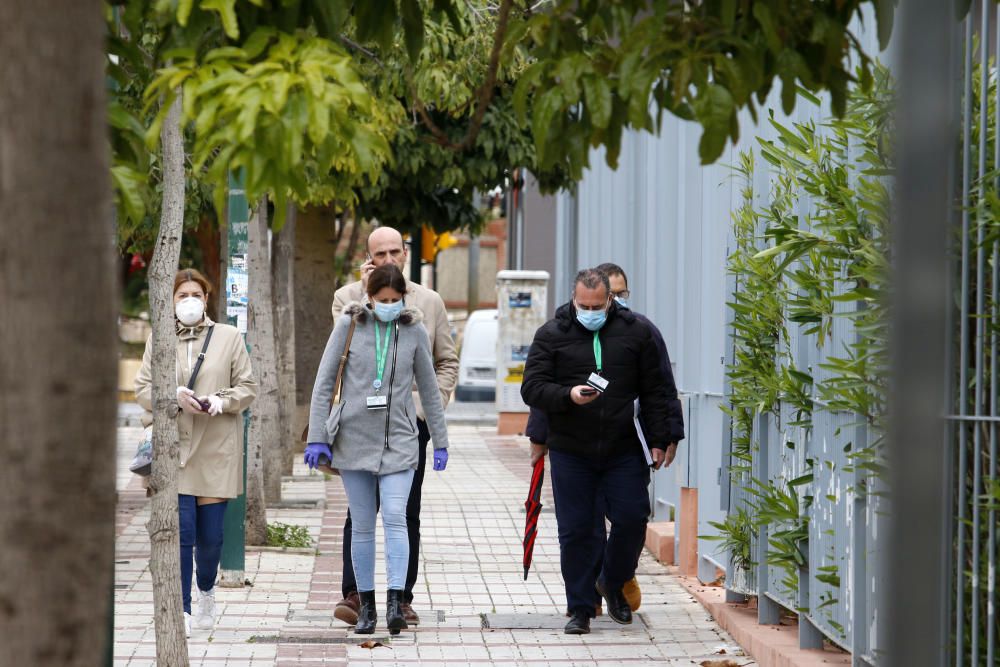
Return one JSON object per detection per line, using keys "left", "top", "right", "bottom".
{"left": 521, "top": 267, "right": 679, "bottom": 635}
{"left": 328, "top": 225, "right": 459, "bottom": 627}
{"left": 524, "top": 262, "right": 684, "bottom": 623}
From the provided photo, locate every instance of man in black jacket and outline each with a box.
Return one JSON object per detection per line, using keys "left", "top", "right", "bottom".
{"left": 525, "top": 263, "right": 685, "bottom": 620}
{"left": 521, "top": 268, "right": 677, "bottom": 635}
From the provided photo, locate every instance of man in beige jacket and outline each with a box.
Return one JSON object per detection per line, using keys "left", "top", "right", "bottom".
{"left": 330, "top": 226, "right": 458, "bottom": 626}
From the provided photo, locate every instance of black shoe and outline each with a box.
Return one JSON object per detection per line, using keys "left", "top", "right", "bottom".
{"left": 596, "top": 580, "right": 632, "bottom": 625}
{"left": 354, "top": 590, "right": 377, "bottom": 634}
{"left": 386, "top": 589, "right": 408, "bottom": 635}
{"left": 564, "top": 611, "right": 591, "bottom": 635}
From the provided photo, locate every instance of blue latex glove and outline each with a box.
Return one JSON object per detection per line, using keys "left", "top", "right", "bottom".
{"left": 433, "top": 448, "right": 448, "bottom": 471}
{"left": 304, "top": 443, "right": 332, "bottom": 469}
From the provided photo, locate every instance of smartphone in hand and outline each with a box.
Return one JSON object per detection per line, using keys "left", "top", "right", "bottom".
{"left": 579, "top": 387, "right": 598, "bottom": 397}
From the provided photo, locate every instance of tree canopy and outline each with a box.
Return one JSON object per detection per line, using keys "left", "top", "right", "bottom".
{"left": 108, "top": 0, "right": 896, "bottom": 238}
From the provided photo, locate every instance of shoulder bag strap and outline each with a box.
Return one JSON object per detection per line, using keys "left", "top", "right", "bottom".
{"left": 331, "top": 318, "right": 357, "bottom": 405}
{"left": 186, "top": 324, "right": 215, "bottom": 390}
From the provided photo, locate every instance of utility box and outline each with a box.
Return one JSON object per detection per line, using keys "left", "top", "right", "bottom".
{"left": 495, "top": 270, "right": 550, "bottom": 435}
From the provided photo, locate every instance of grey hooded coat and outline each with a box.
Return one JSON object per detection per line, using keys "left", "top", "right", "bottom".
{"left": 307, "top": 302, "right": 449, "bottom": 474}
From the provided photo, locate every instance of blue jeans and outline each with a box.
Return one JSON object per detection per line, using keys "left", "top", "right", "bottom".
{"left": 548, "top": 449, "right": 650, "bottom": 617}
{"left": 342, "top": 419, "right": 430, "bottom": 602}
{"left": 178, "top": 495, "right": 228, "bottom": 614}
{"left": 340, "top": 468, "right": 415, "bottom": 592}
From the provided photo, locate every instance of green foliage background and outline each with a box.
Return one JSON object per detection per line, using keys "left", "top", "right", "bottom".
{"left": 718, "top": 66, "right": 891, "bottom": 630}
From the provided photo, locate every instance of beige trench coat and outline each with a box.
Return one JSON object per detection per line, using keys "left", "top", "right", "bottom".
{"left": 135, "top": 317, "right": 257, "bottom": 498}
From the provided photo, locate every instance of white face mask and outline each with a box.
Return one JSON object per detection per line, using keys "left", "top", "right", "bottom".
{"left": 175, "top": 297, "right": 205, "bottom": 326}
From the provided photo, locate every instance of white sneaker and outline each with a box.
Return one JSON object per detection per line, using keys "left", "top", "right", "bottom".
{"left": 196, "top": 589, "right": 216, "bottom": 630}
{"left": 184, "top": 612, "right": 192, "bottom": 638}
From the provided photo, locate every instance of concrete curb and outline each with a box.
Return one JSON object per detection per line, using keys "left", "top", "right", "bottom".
{"left": 676, "top": 576, "right": 851, "bottom": 667}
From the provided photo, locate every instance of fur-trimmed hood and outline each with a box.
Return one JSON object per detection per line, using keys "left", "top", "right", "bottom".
{"left": 342, "top": 300, "right": 424, "bottom": 326}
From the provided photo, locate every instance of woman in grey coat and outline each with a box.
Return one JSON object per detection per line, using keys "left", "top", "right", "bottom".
{"left": 305, "top": 264, "right": 450, "bottom": 635}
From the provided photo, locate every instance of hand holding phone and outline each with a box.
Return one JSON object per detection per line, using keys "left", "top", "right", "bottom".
{"left": 359, "top": 254, "right": 375, "bottom": 287}
{"left": 571, "top": 384, "right": 600, "bottom": 405}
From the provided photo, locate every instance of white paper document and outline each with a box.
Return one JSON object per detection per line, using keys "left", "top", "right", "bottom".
{"left": 633, "top": 399, "right": 653, "bottom": 466}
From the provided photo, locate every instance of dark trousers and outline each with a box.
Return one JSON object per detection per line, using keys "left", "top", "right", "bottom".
{"left": 342, "top": 418, "right": 429, "bottom": 602}
{"left": 178, "top": 495, "right": 228, "bottom": 614}
{"left": 549, "top": 449, "right": 650, "bottom": 617}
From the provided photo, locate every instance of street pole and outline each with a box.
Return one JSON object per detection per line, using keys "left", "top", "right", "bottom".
{"left": 468, "top": 233, "right": 480, "bottom": 313}
{"left": 887, "top": 2, "right": 957, "bottom": 665}
{"left": 219, "top": 170, "right": 250, "bottom": 586}
{"left": 410, "top": 226, "right": 423, "bottom": 284}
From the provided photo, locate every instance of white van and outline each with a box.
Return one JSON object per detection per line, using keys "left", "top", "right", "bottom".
{"left": 456, "top": 309, "right": 498, "bottom": 402}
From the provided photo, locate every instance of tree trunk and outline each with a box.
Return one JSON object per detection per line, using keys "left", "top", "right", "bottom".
{"left": 246, "top": 200, "right": 281, "bottom": 542}
{"left": 217, "top": 215, "right": 230, "bottom": 322}
{"left": 0, "top": 3, "right": 117, "bottom": 664}
{"left": 272, "top": 205, "right": 297, "bottom": 476}
{"left": 146, "top": 93, "right": 191, "bottom": 665}
{"left": 193, "top": 213, "right": 222, "bottom": 320}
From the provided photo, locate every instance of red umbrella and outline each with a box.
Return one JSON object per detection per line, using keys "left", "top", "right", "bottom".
{"left": 523, "top": 456, "right": 545, "bottom": 580}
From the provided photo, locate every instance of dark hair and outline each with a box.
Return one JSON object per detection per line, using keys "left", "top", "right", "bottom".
{"left": 595, "top": 262, "right": 628, "bottom": 288}
{"left": 173, "top": 268, "right": 212, "bottom": 297}
{"left": 367, "top": 263, "right": 407, "bottom": 297}
{"left": 573, "top": 268, "right": 610, "bottom": 295}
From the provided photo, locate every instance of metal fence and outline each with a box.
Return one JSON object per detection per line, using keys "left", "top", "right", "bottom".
{"left": 946, "top": 5, "right": 1000, "bottom": 665}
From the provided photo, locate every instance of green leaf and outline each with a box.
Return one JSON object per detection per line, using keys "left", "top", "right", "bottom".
{"left": 512, "top": 62, "right": 544, "bottom": 123}
{"left": 400, "top": 0, "right": 425, "bottom": 63}
{"left": 177, "top": 0, "right": 194, "bottom": 25}
{"left": 695, "top": 84, "right": 734, "bottom": 164}
{"left": 201, "top": 0, "right": 240, "bottom": 39}
{"left": 356, "top": 0, "right": 395, "bottom": 52}
{"left": 582, "top": 75, "right": 612, "bottom": 130}
{"left": 873, "top": 0, "right": 895, "bottom": 50}
{"left": 752, "top": 3, "right": 782, "bottom": 53}
{"left": 111, "top": 164, "right": 148, "bottom": 223}
{"left": 720, "top": 0, "right": 737, "bottom": 28}
{"left": 432, "top": 0, "right": 463, "bottom": 33}
{"left": 788, "top": 473, "right": 814, "bottom": 488}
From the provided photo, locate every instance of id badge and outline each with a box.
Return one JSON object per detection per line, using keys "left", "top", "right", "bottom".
{"left": 366, "top": 395, "right": 388, "bottom": 410}
{"left": 586, "top": 372, "right": 609, "bottom": 393}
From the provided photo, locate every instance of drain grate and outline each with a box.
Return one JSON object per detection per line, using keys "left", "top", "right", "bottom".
{"left": 249, "top": 635, "right": 389, "bottom": 645}
{"left": 481, "top": 613, "right": 649, "bottom": 630}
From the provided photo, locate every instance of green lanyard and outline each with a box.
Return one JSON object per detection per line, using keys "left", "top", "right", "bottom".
{"left": 592, "top": 331, "right": 602, "bottom": 373}
{"left": 373, "top": 321, "right": 392, "bottom": 391}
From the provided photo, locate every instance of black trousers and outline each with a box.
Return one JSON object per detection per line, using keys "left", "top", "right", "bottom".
{"left": 342, "top": 418, "right": 429, "bottom": 602}
{"left": 549, "top": 448, "right": 650, "bottom": 617}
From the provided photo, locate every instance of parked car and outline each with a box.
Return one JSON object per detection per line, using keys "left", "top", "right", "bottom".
{"left": 456, "top": 309, "right": 498, "bottom": 402}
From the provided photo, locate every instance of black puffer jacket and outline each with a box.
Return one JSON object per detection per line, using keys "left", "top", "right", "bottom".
{"left": 521, "top": 301, "right": 672, "bottom": 459}
{"left": 524, "top": 311, "right": 685, "bottom": 446}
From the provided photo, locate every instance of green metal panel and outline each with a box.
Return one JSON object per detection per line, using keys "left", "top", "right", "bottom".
{"left": 221, "top": 170, "right": 249, "bottom": 577}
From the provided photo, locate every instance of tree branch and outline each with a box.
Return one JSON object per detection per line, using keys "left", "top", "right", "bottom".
{"left": 338, "top": 35, "right": 382, "bottom": 65}
{"left": 407, "top": 0, "right": 515, "bottom": 152}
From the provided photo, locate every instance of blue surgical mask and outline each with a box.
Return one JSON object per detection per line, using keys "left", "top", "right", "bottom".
{"left": 576, "top": 307, "right": 607, "bottom": 331}
{"left": 614, "top": 296, "right": 629, "bottom": 309}
{"left": 373, "top": 300, "right": 403, "bottom": 322}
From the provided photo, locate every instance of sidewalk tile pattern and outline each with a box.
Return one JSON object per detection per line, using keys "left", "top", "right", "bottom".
{"left": 115, "top": 419, "right": 754, "bottom": 666}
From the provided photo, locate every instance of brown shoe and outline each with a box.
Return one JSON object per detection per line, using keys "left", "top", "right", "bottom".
{"left": 622, "top": 577, "right": 641, "bottom": 611}
{"left": 400, "top": 602, "right": 420, "bottom": 625}
{"left": 334, "top": 592, "right": 360, "bottom": 625}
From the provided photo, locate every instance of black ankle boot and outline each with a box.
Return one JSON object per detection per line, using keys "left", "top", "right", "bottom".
{"left": 386, "top": 589, "right": 408, "bottom": 635}
{"left": 354, "top": 590, "right": 377, "bottom": 634}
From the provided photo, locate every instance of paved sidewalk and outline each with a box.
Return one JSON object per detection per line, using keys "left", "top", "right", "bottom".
{"left": 114, "top": 415, "right": 753, "bottom": 666}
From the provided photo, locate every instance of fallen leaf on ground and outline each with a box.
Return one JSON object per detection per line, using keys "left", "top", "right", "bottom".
{"left": 699, "top": 660, "right": 745, "bottom": 667}
{"left": 358, "top": 640, "right": 387, "bottom": 650}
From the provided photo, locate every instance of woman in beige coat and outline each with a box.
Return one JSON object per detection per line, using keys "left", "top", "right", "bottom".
{"left": 135, "top": 268, "right": 257, "bottom": 637}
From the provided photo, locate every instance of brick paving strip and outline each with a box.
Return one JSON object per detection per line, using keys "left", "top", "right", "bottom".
{"left": 114, "top": 418, "right": 754, "bottom": 666}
